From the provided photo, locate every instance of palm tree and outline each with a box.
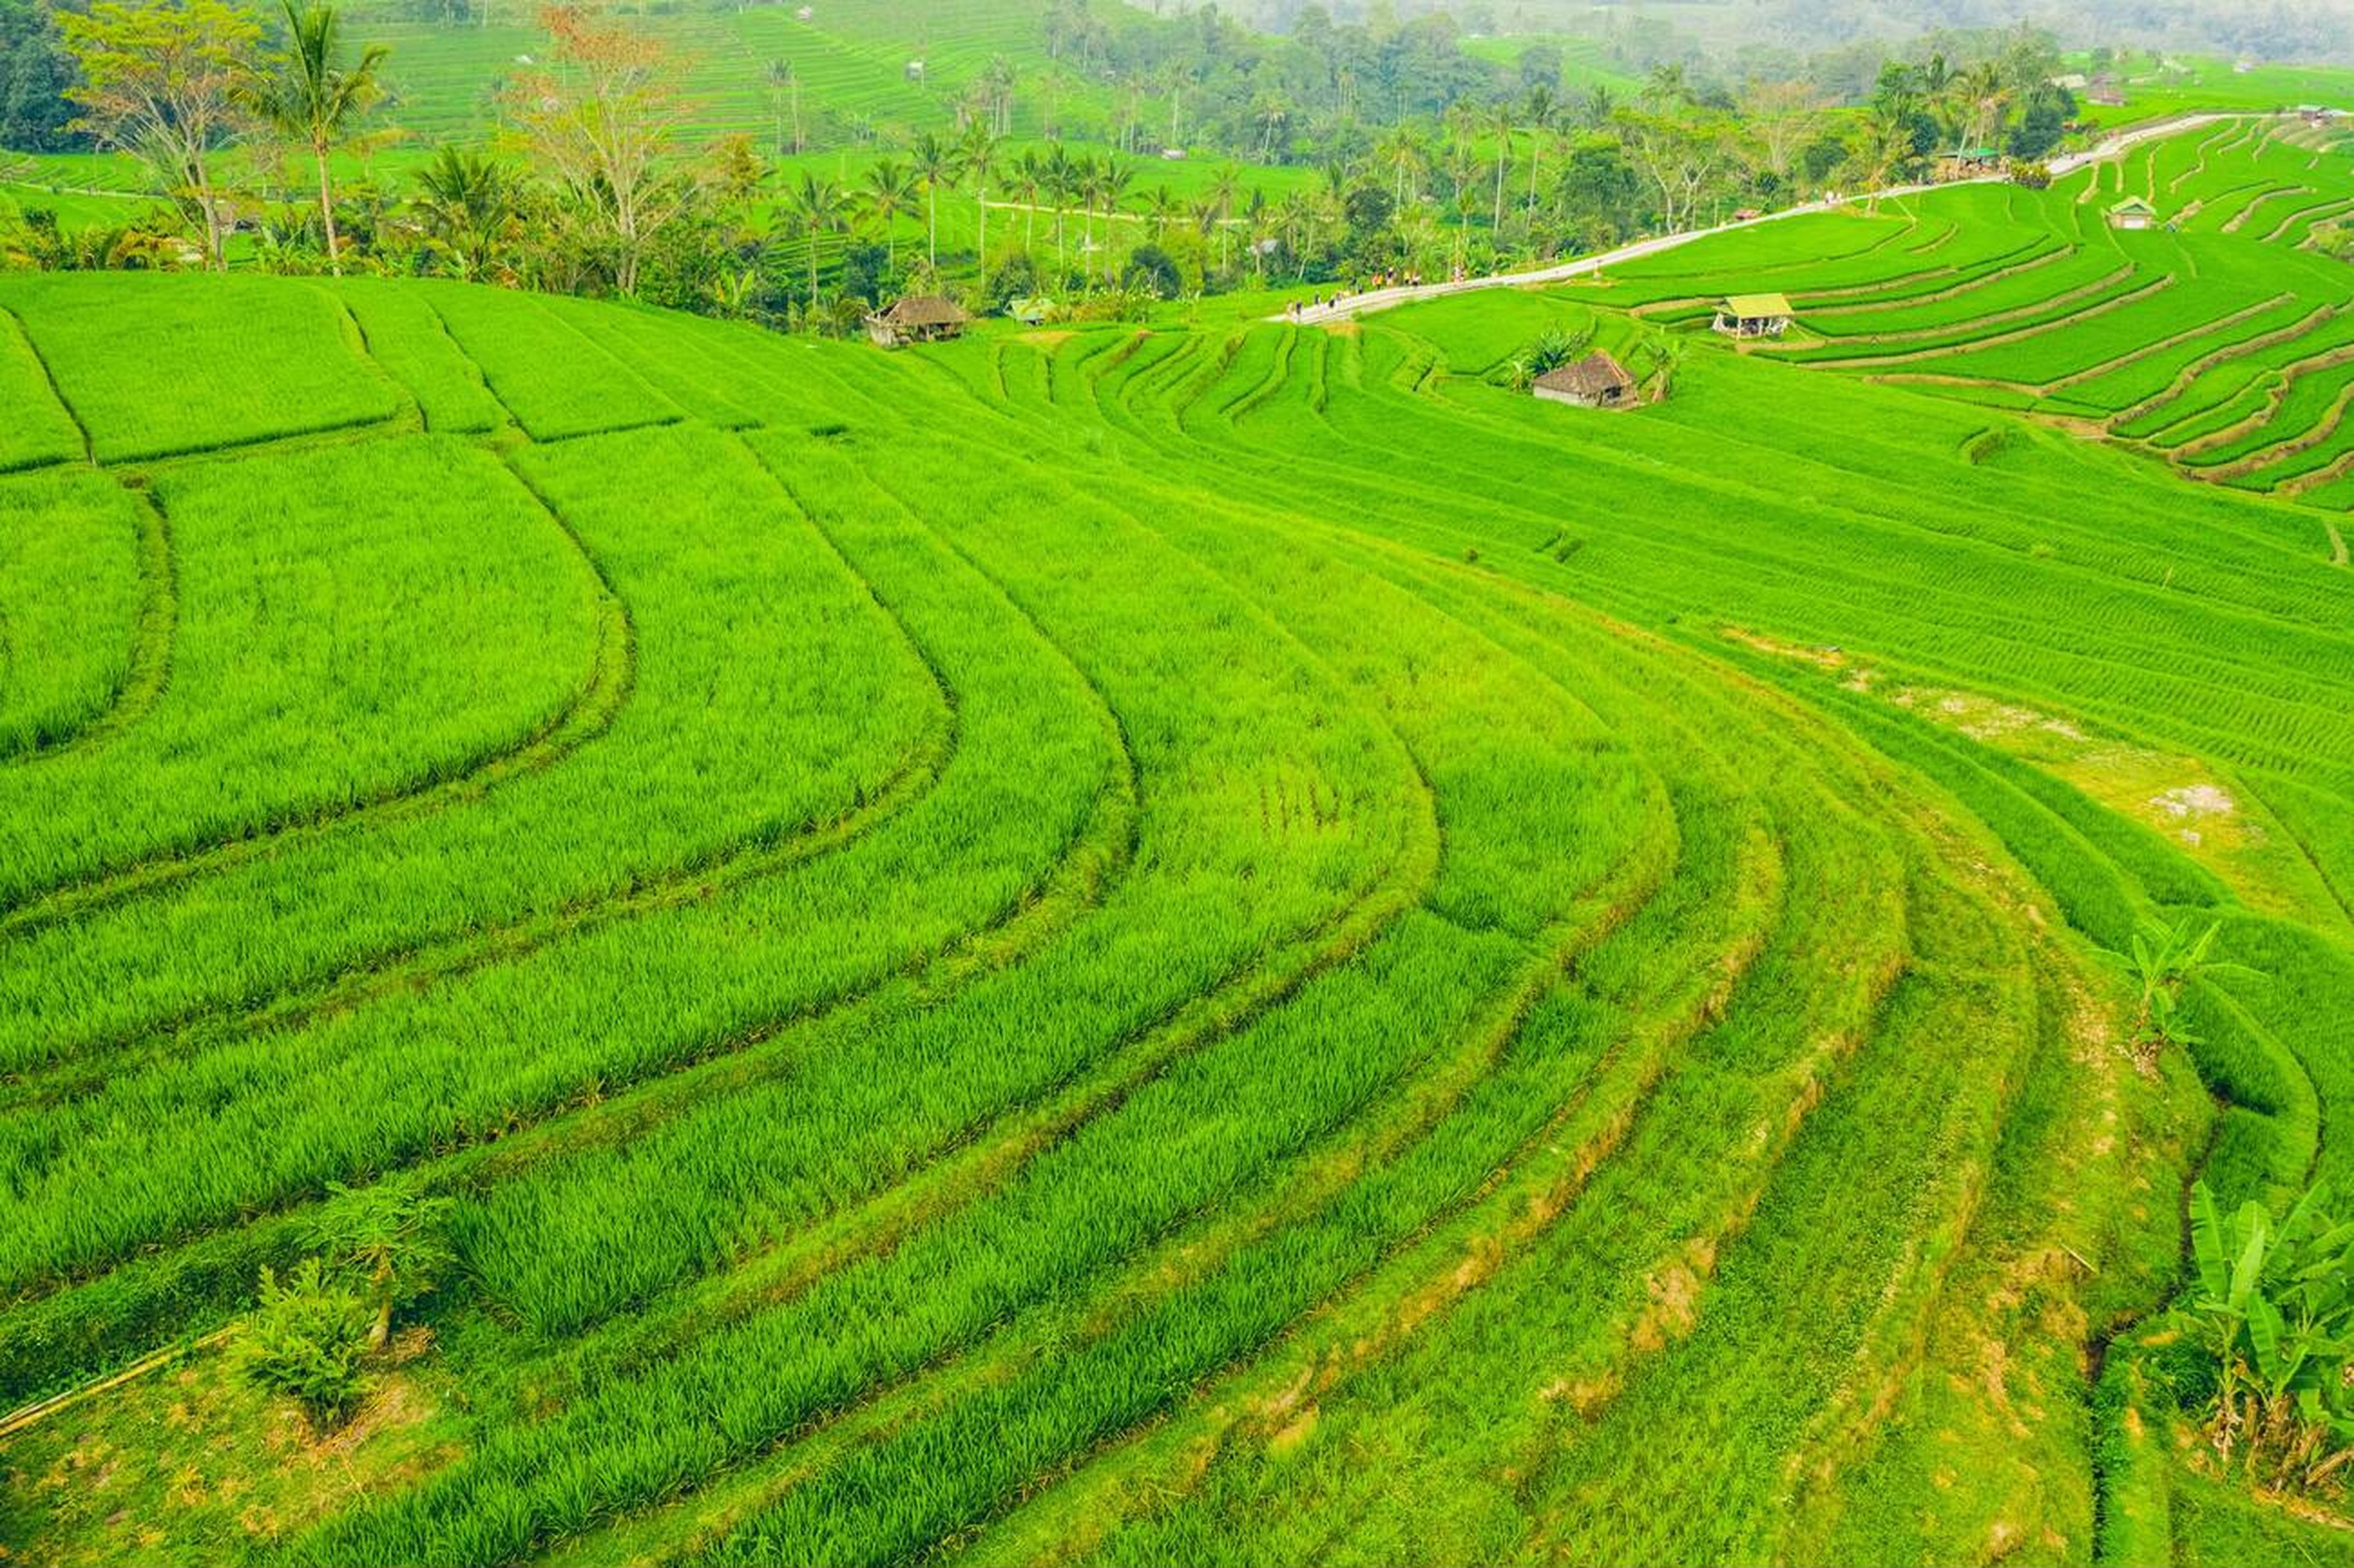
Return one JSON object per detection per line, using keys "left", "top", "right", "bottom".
{"left": 1377, "top": 123, "right": 1424, "bottom": 206}
{"left": 957, "top": 122, "right": 1000, "bottom": 280}
{"left": 1207, "top": 160, "right": 1240, "bottom": 272}
{"left": 1046, "top": 142, "right": 1076, "bottom": 271}
{"left": 235, "top": 0, "right": 386, "bottom": 275}
{"left": 1958, "top": 61, "right": 2009, "bottom": 149}
{"left": 910, "top": 129, "right": 955, "bottom": 269}
{"left": 1523, "top": 84, "right": 1558, "bottom": 220}
{"left": 1489, "top": 100, "right": 1515, "bottom": 232}
{"left": 1144, "top": 183, "right": 1182, "bottom": 238}
{"left": 1253, "top": 92, "right": 1289, "bottom": 160}
{"left": 860, "top": 156, "right": 916, "bottom": 269}
{"left": 1861, "top": 110, "right": 1916, "bottom": 215}
{"left": 410, "top": 144, "right": 514, "bottom": 279}
{"left": 1074, "top": 154, "right": 1105, "bottom": 277}
{"left": 1010, "top": 148, "right": 1046, "bottom": 253}
{"left": 780, "top": 170, "right": 851, "bottom": 310}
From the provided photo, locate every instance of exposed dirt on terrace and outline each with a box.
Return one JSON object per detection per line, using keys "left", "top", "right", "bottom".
{"left": 0, "top": 1335, "right": 456, "bottom": 1567}
{"left": 1726, "top": 634, "right": 2336, "bottom": 922}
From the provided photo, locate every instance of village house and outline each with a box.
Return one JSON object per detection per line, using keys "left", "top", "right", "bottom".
{"left": 866, "top": 294, "right": 971, "bottom": 348}
{"left": 1532, "top": 351, "right": 1640, "bottom": 410}
{"left": 2109, "top": 196, "right": 2159, "bottom": 231}
{"left": 1713, "top": 293, "right": 1794, "bottom": 339}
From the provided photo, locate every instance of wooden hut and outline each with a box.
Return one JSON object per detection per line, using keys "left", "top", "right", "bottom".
{"left": 2108, "top": 196, "right": 2158, "bottom": 231}
{"left": 1712, "top": 293, "right": 1793, "bottom": 339}
{"left": 866, "top": 294, "right": 971, "bottom": 348}
{"left": 1532, "top": 351, "right": 1639, "bottom": 410}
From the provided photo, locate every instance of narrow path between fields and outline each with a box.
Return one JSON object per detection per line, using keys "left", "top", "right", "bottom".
{"left": 1281, "top": 111, "right": 2263, "bottom": 327}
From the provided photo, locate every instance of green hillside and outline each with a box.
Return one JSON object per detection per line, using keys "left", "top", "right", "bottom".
{"left": 3, "top": 112, "right": 2354, "bottom": 1568}
{"left": 360, "top": 0, "right": 1086, "bottom": 148}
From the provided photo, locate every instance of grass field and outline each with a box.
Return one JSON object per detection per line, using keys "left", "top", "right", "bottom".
{"left": 1, "top": 109, "right": 2353, "bottom": 1568}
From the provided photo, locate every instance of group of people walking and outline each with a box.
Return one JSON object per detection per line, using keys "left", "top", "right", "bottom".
{"left": 1287, "top": 263, "right": 1473, "bottom": 320}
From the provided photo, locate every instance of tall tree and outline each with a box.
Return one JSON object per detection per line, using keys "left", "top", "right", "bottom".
{"left": 235, "top": 0, "right": 384, "bottom": 275}
{"left": 503, "top": 3, "right": 691, "bottom": 296}
{"left": 1522, "top": 84, "right": 1557, "bottom": 218}
{"left": 859, "top": 155, "right": 914, "bottom": 270}
{"left": 57, "top": 0, "right": 261, "bottom": 270}
{"left": 957, "top": 120, "right": 999, "bottom": 282}
{"left": 1206, "top": 159, "right": 1239, "bottom": 272}
{"left": 780, "top": 168, "right": 848, "bottom": 308}
{"left": 1488, "top": 99, "right": 1514, "bottom": 231}
{"left": 764, "top": 58, "right": 799, "bottom": 157}
{"left": 1009, "top": 146, "right": 1044, "bottom": 253}
{"left": 909, "top": 128, "right": 954, "bottom": 270}
{"left": 1615, "top": 105, "right": 1727, "bottom": 234}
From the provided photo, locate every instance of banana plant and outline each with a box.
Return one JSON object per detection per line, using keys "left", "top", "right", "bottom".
{"left": 2186, "top": 1180, "right": 2354, "bottom": 1476}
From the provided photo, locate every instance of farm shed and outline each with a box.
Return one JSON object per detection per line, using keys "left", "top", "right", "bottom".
{"left": 1532, "top": 351, "right": 1639, "bottom": 409}
{"left": 866, "top": 294, "right": 971, "bottom": 348}
{"left": 2109, "top": 196, "right": 2159, "bottom": 231}
{"left": 1936, "top": 148, "right": 2004, "bottom": 181}
{"left": 1713, "top": 293, "right": 1794, "bottom": 339}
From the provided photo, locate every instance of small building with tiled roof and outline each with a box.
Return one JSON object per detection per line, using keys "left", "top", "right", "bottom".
{"left": 2109, "top": 196, "right": 2158, "bottom": 231}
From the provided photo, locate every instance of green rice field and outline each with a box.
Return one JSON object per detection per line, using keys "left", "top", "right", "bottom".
{"left": 1, "top": 110, "right": 2353, "bottom": 1568}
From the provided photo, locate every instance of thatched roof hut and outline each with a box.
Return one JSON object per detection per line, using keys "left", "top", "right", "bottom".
{"left": 866, "top": 294, "right": 971, "bottom": 348}
{"left": 1533, "top": 350, "right": 1639, "bottom": 409}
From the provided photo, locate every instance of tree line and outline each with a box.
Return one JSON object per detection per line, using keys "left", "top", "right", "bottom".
{"left": 2, "top": 0, "right": 2093, "bottom": 333}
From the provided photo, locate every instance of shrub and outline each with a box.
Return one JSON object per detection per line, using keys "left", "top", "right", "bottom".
{"left": 315, "top": 1181, "right": 455, "bottom": 1353}
{"left": 228, "top": 1258, "right": 371, "bottom": 1426}
{"left": 1503, "top": 325, "right": 1593, "bottom": 389}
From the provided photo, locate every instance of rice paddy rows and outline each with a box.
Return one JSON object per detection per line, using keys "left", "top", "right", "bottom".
{"left": 1612, "top": 116, "right": 2354, "bottom": 508}
{"left": 4, "top": 110, "right": 2353, "bottom": 1566}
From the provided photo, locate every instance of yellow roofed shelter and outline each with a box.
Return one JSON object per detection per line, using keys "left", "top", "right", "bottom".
{"left": 1713, "top": 293, "right": 1794, "bottom": 339}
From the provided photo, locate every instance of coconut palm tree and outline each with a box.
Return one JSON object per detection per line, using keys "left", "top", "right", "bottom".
{"left": 957, "top": 122, "right": 1000, "bottom": 280}
{"left": 1523, "top": 84, "right": 1558, "bottom": 219}
{"left": 1046, "top": 142, "right": 1077, "bottom": 271}
{"left": 1489, "top": 99, "right": 1515, "bottom": 231}
{"left": 1860, "top": 110, "right": 1916, "bottom": 215}
{"left": 1143, "top": 183, "right": 1182, "bottom": 238}
{"left": 1377, "top": 122, "right": 1424, "bottom": 206}
{"left": 235, "top": 0, "right": 386, "bottom": 275}
{"left": 1010, "top": 148, "right": 1046, "bottom": 253}
{"left": 410, "top": 144, "right": 515, "bottom": 279}
{"left": 860, "top": 156, "right": 916, "bottom": 269}
{"left": 780, "top": 169, "right": 851, "bottom": 310}
{"left": 910, "top": 129, "right": 955, "bottom": 269}
{"left": 1207, "top": 160, "right": 1240, "bottom": 272}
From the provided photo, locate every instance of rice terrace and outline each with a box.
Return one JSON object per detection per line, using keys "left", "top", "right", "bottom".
{"left": 2, "top": 0, "right": 2354, "bottom": 1563}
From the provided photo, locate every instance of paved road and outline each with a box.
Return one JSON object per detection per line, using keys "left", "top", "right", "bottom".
{"left": 1278, "top": 111, "right": 2263, "bottom": 326}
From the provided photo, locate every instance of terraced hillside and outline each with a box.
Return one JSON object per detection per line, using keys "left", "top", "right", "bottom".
{"left": 361, "top": 0, "right": 1091, "bottom": 148}
{"left": 1594, "top": 114, "right": 2354, "bottom": 512}
{"left": 3, "top": 120, "right": 2353, "bottom": 1567}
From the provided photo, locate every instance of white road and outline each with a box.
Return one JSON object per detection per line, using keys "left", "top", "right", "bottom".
{"left": 1277, "top": 111, "right": 2266, "bottom": 326}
